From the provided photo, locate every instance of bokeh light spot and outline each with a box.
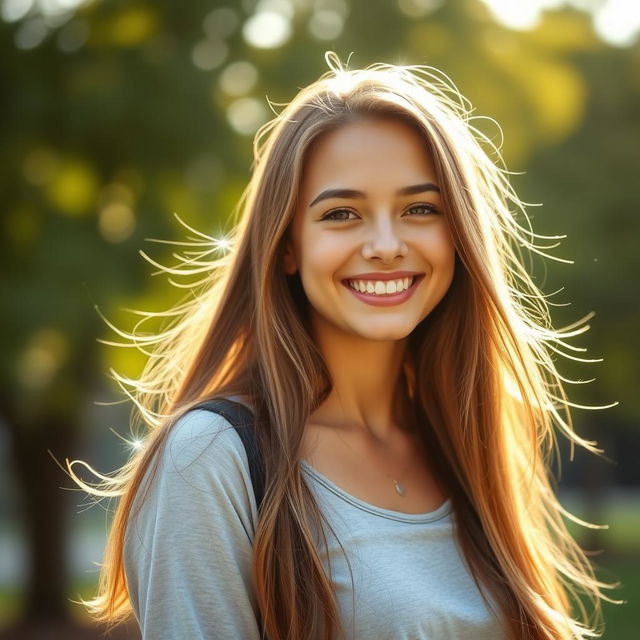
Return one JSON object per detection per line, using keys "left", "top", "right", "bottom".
{"left": 242, "top": 11, "right": 292, "bottom": 48}
{"left": 57, "top": 19, "right": 89, "bottom": 52}
{"left": 99, "top": 182, "right": 134, "bottom": 207}
{"left": 98, "top": 182, "right": 136, "bottom": 243}
{"left": 99, "top": 202, "right": 136, "bottom": 243}
{"left": 46, "top": 159, "right": 98, "bottom": 216}
{"left": 227, "top": 97, "right": 268, "bottom": 135}
{"left": 192, "top": 38, "right": 228, "bottom": 71}
{"left": 258, "top": 0, "right": 294, "bottom": 19}
{"left": 308, "top": 10, "right": 344, "bottom": 41}
{"left": 17, "top": 328, "right": 69, "bottom": 391}
{"left": 15, "top": 16, "right": 48, "bottom": 49}
{"left": 594, "top": 0, "right": 640, "bottom": 46}
{"left": 108, "top": 7, "right": 157, "bottom": 47}
{"left": 480, "top": 0, "right": 542, "bottom": 29}
{"left": 219, "top": 60, "right": 259, "bottom": 97}
{"left": 203, "top": 7, "right": 240, "bottom": 39}
{"left": 397, "top": 0, "right": 443, "bottom": 19}
{"left": 2, "top": 0, "right": 33, "bottom": 22}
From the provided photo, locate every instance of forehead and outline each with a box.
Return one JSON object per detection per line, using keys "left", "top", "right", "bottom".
{"left": 299, "top": 117, "right": 437, "bottom": 196}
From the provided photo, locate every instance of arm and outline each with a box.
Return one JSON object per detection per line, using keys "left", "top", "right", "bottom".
{"left": 123, "top": 409, "right": 262, "bottom": 640}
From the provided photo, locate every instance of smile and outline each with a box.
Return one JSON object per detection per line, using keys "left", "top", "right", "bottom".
{"left": 347, "top": 276, "right": 415, "bottom": 295}
{"left": 341, "top": 275, "right": 424, "bottom": 307}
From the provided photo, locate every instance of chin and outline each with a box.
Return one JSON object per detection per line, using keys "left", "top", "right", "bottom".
{"left": 349, "top": 323, "right": 416, "bottom": 342}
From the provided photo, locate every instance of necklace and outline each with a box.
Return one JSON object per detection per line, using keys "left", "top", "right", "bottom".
{"left": 315, "top": 420, "right": 419, "bottom": 497}
{"left": 388, "top": 456, "right": 415, "bottom": 497}
{"left": 363, "top": 440, "right": 416, "bottom": 497}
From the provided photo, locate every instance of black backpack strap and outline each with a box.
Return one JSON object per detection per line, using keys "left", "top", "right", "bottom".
{"left": 192, "top": 398, "right": 266, "bottom": 512}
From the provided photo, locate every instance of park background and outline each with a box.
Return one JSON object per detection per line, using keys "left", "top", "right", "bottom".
{"left": 0, "top": 0, "right": 638, "bottom": 638}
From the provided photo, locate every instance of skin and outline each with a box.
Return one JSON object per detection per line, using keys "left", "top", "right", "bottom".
{"left": 283, "top": 117, "right": 455, "bottom": 510}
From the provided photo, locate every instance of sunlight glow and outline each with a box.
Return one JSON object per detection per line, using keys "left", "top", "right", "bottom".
{"left": 327, "top": 69, "right": 357, "bottom": 97}
{"left": 213, "top": 236, "right": 232, "bottom": 252}
{"left": 480, "top": 0, "right": 640, "bottom": 46}
{"left": 109, "top": 427, "right": 146, "bottom": 452}
{"left": 4, "top": 0, "right": 637, "bottom": 50}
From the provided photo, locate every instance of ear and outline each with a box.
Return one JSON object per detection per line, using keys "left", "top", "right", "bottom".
{"left": 282, "top": 238, "right": 298, "bottom": 275}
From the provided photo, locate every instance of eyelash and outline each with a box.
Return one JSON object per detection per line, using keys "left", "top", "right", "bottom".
{"left": 320, "top": 204, "right": 440, "bottom": 222}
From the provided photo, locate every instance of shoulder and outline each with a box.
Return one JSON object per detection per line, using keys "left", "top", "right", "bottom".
{"left": 163, "top": 407, "right": 247, "bottom": 474}
{"left": 133, "top": 407, "right": 257, "bottom": 515}
{"left": 127, "top": 407, "right": 258, "bottom": 541}
{"left": 124, "top": 408, "right": 261, "bottom": 632}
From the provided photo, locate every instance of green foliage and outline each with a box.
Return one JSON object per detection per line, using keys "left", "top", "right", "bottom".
{"left": 1, "top": 0, "right": 638, "bottom": 427}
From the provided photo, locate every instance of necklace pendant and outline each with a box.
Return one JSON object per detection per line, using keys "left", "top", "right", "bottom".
{"left": 394, "top": 480, "right": 406, "bottom": 496}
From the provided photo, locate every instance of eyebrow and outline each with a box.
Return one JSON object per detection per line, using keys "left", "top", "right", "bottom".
{"left": 308, "top": 182, "right": 441, "bottom": 208}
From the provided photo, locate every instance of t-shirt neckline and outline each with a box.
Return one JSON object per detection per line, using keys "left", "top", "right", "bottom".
{"left": 300, "top": 459, "right": 452, "bottom": 523}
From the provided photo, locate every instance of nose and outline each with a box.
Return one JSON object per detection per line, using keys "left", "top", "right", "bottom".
{"left": 362, "top": 217, "right": 408, "bottom": 263}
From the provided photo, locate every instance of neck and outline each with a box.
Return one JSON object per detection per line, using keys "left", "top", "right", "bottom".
{"left": 308, "top": 314, "right": 412, "bottom": 442}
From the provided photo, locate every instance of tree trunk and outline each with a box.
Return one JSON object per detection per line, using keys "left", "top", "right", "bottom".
{"left": 7, "top": 409, "right": 79, "bottom": 623}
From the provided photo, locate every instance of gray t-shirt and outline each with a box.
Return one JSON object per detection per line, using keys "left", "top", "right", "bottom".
{"left": 124, "top": 408, "right": 506, "bottom": 639}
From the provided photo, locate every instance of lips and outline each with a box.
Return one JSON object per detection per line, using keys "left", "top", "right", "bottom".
{"left": 340, "top": 274, "right": 425, "bottom": 307}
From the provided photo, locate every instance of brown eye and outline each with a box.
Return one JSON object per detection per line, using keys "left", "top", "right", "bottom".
{"left": 321, "top": 208, "right": 359, "bottom": 222}
{"left": 406, "top": 204, "right": 440, "bottom": 216}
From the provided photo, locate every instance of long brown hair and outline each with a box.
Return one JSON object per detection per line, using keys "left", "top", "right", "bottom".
{"left": 70, "top": 52, "right": 620, "bottom": 639}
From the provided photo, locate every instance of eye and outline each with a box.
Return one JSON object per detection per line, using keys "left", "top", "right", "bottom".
{"left": 405, "top": 203, "right": 440, "bottom": 216}
{"left": 320, "top": 208, "right": 359, "bottom": 222}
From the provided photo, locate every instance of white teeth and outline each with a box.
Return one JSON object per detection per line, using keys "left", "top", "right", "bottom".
{"left": 347, "top": 277, "right": 415, "bottom": 296}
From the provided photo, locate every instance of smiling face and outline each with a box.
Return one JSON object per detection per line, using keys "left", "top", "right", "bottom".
{"left": 283, "top": 116, "right": 456, "bottom": 342}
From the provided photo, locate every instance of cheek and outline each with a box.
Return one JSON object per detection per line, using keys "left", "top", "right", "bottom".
{"left": 299, "top": 229, "right": 351, "bottom": 276}
{"left": 421, "top": 224, "right": 456, "bottom": 268}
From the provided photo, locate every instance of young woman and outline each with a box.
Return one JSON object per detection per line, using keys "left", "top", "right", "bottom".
{"left": 72, "top": 53, "right": 619, "bottom": 639}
